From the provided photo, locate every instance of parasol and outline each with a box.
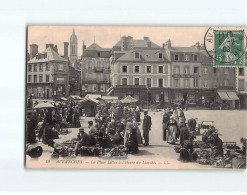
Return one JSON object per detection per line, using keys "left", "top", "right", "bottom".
{"left": 34, "top": 102, "right": 55, "bottom": 109}
{"left": 121, "top": 95, "right": 138, "bottom": 104}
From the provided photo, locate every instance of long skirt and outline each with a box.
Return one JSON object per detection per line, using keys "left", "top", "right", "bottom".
{"left": 126, "top": 129, "right": 138, "bottom": 153}
{"left": 136, "top": 127, "right": 143, "bottom": 145}
{"left": 167, "top": 125, "right": 177, "bottom": 144}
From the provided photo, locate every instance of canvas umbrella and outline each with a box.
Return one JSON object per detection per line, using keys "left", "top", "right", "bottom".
{"left": 121, "top": 95, "right": 138, "bottom": 104}
{"left": 34, "top": 102, "right": 55, "bottom": 109}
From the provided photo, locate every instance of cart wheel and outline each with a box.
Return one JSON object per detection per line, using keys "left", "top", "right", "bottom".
{"left": 238, "top": 161, "right": 246, "bottom": 169}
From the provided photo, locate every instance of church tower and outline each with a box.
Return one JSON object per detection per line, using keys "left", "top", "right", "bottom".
{"left": 70, "top": 28, "right": 78, "bottom": 66}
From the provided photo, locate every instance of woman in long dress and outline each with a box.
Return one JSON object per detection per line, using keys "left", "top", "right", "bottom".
{"left": 167, "top": 118, "right": 178, "bottom": 144}
{"left": 132, "top": 118, "right": 142, "bottom": 145}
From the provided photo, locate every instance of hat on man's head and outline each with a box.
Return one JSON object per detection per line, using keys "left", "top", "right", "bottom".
{"left": 88, "top": 121, "right": 93, "bottom": 125}
{"left": 79, "top": 128, "right": 84, "bottom": 132}
{"left": 144, "top": 110, "right": 148, "bottom": 114}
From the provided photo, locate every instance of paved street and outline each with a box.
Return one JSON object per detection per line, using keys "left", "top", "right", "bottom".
{"left": 27, "top": 109, "right": 247, "bottom": 169}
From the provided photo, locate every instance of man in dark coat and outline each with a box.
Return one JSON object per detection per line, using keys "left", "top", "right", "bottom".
{"left": 162, "top": 111, "right": 170, "bottom": 141}
{"left": 142, "top": 111, "right": 152, "bottom": 146}
{"left": 180, "top": 123, "right": 190, "bottom": 147}
{"left": 75, "top": 128, "right": 91, "bottom": 155}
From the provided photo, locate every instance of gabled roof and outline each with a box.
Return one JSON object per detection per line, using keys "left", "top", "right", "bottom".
{"left": 115, "top": 49, "right": 170, "bottom": 63}
{"left": 28, "top": 47, "right": 68, "bottom": 63}
{"left": 85, "top": 43, "right": 110, "bottom": 51}
{"left": 169, "top": 46, "right": 199, "bottom": 53}
{"left": 133, "top": 40, "right": 161, "bottom": 49}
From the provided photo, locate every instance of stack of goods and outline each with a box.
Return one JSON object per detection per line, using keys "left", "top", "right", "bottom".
{"left": 102, "top": 146, "right": 128, "bottom": 158}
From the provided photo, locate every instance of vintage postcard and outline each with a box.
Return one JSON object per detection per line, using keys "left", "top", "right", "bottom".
{"left": 25, "top": 26, "right": 246, "bottom": 169}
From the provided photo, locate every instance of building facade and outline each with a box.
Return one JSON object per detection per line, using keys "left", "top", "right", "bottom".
{"left": 235, "top": 53, "right": 247, "bottom": 108}
{"left": 110, "top": 48, "right": 171, "bottom": 105}
{"left": 81, "top": 43, "right": 111, "bottom": 95}
{"left": 165, "top": 40, "right": 203, "bottom": 105}
{"left": 27, "top": 46, "right": 69, "bottom": 99}
{"left": 164, "top": 40, "right": 237, "bottom": 107}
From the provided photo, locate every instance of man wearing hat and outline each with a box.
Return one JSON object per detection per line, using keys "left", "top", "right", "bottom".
{"left": 142, "top": 110, "right": 152, "bottom": 146}
{"left": 88, "top": 121, "right": 97, "bottom": 135}
{"left": 162, "top": 110, "right": 170, "bottom": 141}
{"left": 75, "top": 128, "right": 90, "bottom": 155}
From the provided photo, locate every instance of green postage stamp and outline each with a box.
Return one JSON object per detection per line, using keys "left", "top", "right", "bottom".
{"left": 213, "top": 30, "right": 245, "bottom": 67}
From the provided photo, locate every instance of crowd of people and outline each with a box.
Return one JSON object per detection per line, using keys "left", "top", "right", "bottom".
{"left": 26, "top": 97, "right": 83, "bottom": 144}
{"left": 161, "top": 105, "right": 225, "bottom": 163}
{"left": 73, "top": 102, "right": 146, "bottom": 155}
{"left": 26, "top": 96, "right": 246, "bottom": 168}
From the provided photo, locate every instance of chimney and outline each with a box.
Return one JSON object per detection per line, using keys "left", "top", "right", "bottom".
{"left": 121, "top": 36, "right": 133, "bottom": 51}
{"left": 30, "top": 44, "right": 38, "bottom": 59}
{"left": 162, "top": 43, "right": 165, "bottom": 49}
{"left": 165, "top": 39, "right": 171, "bottom": 49}
{"left": 195, "top": 42, "right": 201, "bottom": 50}
{"left": 147, "top": 41, "right": 151, "bottom": 48}
{"left": 144, "top": 37, "right": 150, "bottom": 41}
{"left": 64, "top": 42, "right": 69, "bottom": 59}
{"left": 82, "top": 41, "right": 86, "bottom": 55}
{"left": 54, "top": 45, "right": 58, "bottom": 53}
{"left": 46, "top": 43, "right": 54, "bottom": 50}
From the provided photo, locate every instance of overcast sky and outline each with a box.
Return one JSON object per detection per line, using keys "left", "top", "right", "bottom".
{"left": 28, "top": 26, "right": 208, "bottom": 55}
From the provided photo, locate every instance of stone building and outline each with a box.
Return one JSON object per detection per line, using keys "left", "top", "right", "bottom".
{"left": 164, "top": 40, "right": 203, "bottom": 105}
{"left": 164, "top": 40, "right": 237, "bottom": 107}
{"left": 81, "top": 43, "right": 111, "bottom": 95}
{"left": 27, "top": 45, "right": 69, "bottom": 99}
{"left": 110, "top": 48, "right": 171, "bottom": 105}
{"left": 235, "top": 52, "right": 247, "bottom": 109}
{"left": 200, "top": 49, "right": 237, "bottom": 107}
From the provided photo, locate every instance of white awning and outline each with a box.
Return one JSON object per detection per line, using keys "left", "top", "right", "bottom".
{"left": 226, "top": 91, "right": 239, "bottom": 100}
{"left": 217, "top": 91, "right": 239, "bottom": 101}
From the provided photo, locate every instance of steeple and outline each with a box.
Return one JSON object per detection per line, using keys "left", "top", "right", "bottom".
{"left": 70, "top": 28, "right": 78, "bottom": 66}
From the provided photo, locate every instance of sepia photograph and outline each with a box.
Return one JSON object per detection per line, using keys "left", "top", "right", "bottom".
{"left": 25, "top": 26, "right": 246, "bottom": 169}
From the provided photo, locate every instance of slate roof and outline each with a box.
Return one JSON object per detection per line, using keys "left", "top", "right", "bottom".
{"left": 85, "top": 43, "right": 111, "bottom": 51}
{"left": 169, "top": 46, "right": 199, "bottom": 52}
{"left": 28, "top": 47, "right": 68, "bottom": 63}
{"left": 115, "top": 49, "right": 170, "bottom": 63}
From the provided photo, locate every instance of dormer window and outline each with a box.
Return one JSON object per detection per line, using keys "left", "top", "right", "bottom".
{"left": 194, "top": 54, "right": 198, "bottom": 61}
{"left": 184, "top": 54, "right": 189, "bottom": 61}
{"left": 135, "top": 52, "right": 140, "bottom": 59}
{"left": 159, "top": 53, "right": 163, "bottom": 59}
{"left": 174, "top": 54, "right": 179, "bottom": 61}
{"left": 97, "top": 52, "right": 101, "bottom": 57}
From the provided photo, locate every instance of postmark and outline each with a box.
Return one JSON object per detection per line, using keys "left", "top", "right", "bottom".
{"left": 204, "top": 27, "right": 246, "bottom": 67}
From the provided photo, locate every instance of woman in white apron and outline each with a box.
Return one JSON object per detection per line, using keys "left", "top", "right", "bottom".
{"left": 167, "top": 118, "right": 178, "bottom": 144}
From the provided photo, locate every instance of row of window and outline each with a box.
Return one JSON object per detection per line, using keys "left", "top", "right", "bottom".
{"left": 174, "top": 67, "right": 230, "bottom": 75}
{"left": 27, "top": 64, "right": 64, "bottom": 72}
{"left": 120, "top": 77, "right": 229, "bottom": 88}
{"left": 122, "top": 65, "right": 169, "bottom": 74}
{"left": 85, "top": 61, "right": 109, "bottom": 69}
{"left": 174, "top": 66, "right": 199, "bottom": 74}
{"left": 173, "top": 79, "right": 199, "bottom": 88}
{"left": 121, "top": 65, "right": 233, "bottom": 75}
{"left": 121, "top": 77, "right": 168, "bottom": 88}
{"left": 174, "top": 54, "right": 198, "bottom": 61}
{"left": 28, "top": 74, "right": 50, "bottom": 83}
{"left": 28, "top": 63, "right": 50, "bottom": 72}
